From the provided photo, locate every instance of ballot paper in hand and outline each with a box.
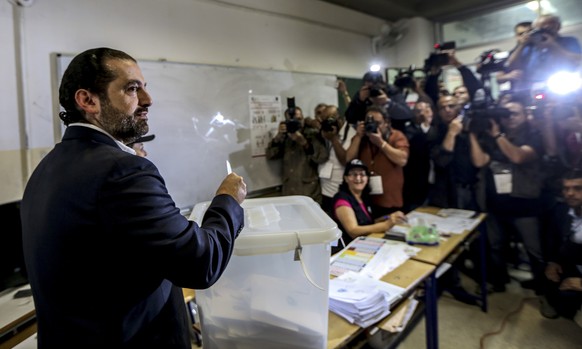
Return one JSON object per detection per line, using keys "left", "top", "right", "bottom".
{"left": 329, "top": 272, "right": 405, "bottom": 328}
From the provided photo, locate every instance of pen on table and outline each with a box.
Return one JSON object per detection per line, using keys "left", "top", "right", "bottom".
{"left": 384, "top": 214, "right": 408, "bottom": 223}
{"left": 226, "top": 160, "right": 232, "bottom": 174}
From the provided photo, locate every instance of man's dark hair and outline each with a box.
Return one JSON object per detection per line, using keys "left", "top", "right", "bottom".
{"left": 563, "top": 169, "right": 582, "bottom": 181}
{"left": 500, "top": 91, "right": 529, "bottom": 107}
{"left": 59, "top": 48, "right": 136, "bottom": 125}
{"left": 362, "top": 71, "right": 385, "bottom": 84}
{"left": 365, "top": 105, "right": 390, "bottom": 123}
{"left": 514, "top": 21, "right": 532, "bottom": 31}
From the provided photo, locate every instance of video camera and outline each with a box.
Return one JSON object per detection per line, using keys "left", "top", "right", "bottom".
{"left": 424, "top": 41, "right": 456, "bottom": 72}
{"left": 285, "top": 97, "right": 301, "bottom": 134}
{"left": 467, "top": 107, "right": 511, "bottom": 134}
{"left": 476, "top": 49, "right": 510, "bottom": 75}
{"left": 466, "top": 89, "right": 511, "bottom": 134}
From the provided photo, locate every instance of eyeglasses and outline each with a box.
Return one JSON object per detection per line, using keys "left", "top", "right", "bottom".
{"left": 439, "top": 104, "right": 458, "bottom": 110}
{"left": 347, "top": 172, "right": 367, "bottom": 178}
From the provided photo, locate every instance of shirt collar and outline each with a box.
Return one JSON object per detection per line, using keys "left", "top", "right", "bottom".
{"left": 68, "top": 123, "right": 137, "bottom": 155}
{"left": 568, "top": 207, "right": 580, "bottom": 219}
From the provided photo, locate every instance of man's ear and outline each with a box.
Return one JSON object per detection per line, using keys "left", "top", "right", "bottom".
{"left": 74, "top": 89, "right": 100, "bottom": 116}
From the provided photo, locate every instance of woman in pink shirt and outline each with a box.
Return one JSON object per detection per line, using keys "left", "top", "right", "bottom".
{"left": 331, "top": 159, "right": 406, "bottom": 254}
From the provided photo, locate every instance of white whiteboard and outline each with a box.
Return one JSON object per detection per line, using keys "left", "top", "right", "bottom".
{"left": 55, "top": 55, "right": 338, "bottom": 209}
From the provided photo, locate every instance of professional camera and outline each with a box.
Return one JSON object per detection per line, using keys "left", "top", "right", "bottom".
{"left": 476, "top": 49, "right": 509, "bottom": 75}
{"left": 467, "top": 107, "right": 511, "bottom": 134}
{"left": 529, "top": 28, "right": 552, "bottom": 44}
{"left": 364, "top": 114, "right": 378, "bottom": 133}
{"left": 394, "top": 65, "right": 424, "bottom": 90}
{"left": 321, "top": 117, "right": 339, "bottom": 132}
{"left": 363, "top": 71, "right": 386, "bottom": 97}
{"left": 285, "top": 97, "right": 301, "bottom": 134}
{"left": 423, "top": 41, "right": 456, "bottom": 72}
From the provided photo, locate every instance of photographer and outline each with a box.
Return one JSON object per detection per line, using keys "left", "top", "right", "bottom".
{"left": 496, "top": 21, "right": 532, "bottom": 88}
{"left": 345, "top": 106, "right": 409, "bottom": 217}
{"left": 403, "top": 101, "right": 439, "bottom": 211}
{"left": 428, "top": 95, "right": 480, "bottom": 210}
{"left": 468, "top": 96, "right": 545, "bottom": 296}
{"left": 345, "top": 71, "right": 413, "bottom": 131}
{"left": 424, "top": 49, "right": 483, "bottom": 108}
{"left": 506, "top": 14, "right": 581, "bottom": 91}
{"left": 318, "top": 105, "right": 358, "bottom": 215}
{"left": 266, "top": 104, "right": 329, "bottom": 204}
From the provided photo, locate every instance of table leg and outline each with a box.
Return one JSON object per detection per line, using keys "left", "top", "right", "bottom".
{"left": 424, "top": 271, "right": 438, "bottom": 349}
{"left": 478, "top": 228, "right": 488, "bottom": 312}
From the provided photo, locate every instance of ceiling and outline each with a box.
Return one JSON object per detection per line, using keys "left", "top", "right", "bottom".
{"left": 319, "top": 0, "right": 527, "bottom": 22}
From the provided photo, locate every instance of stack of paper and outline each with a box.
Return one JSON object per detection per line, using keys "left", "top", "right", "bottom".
{"left": 329, "top": 272, "right": 405, "bottom": 328}
{"left": 330, "top": 237, "right": 420, "bottom": 279}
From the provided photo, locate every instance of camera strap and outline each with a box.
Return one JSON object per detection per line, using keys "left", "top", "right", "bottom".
{"left": 341, "top": 122, "right": 350, "bottom": 143}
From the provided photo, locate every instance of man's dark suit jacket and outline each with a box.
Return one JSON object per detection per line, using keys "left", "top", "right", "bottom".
{"left": 21, "top": 125, "right": 244, "bottom": 348}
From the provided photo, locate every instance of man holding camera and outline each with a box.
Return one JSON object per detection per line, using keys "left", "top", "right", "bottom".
{"left": 468, "top": 96, "right": 545, "bottom": 295}
{"left": 266, "top": 103, "right": 329, "bottom": 204}
{"left": 496, "top": 21, "right": 533, "bottom": 89}
{"left": 344, "top": 71, "right": 413, "bottom": 131}
{"left": 506, "top": 14, "right": 581, "bottom": 91}
{"left": 429, "top": 95, "right": 480, "bottom": 210}
{"left": 318, "top": 105, "right": 357, "bottom": 215}
{"left": 345, "top": 106, "right": 409, "bottom": 217}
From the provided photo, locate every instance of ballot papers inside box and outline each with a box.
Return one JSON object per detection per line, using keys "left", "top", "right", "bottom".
{"left": 190, "top": 196, "right": 341, "bottom": 349}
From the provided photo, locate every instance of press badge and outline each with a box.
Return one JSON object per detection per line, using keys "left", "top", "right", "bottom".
{"left": 318, "top": 162, "right": 333, "bottom": 179}
{"left": 369, "top": 175, "right": 383, "bottom": 195}
{"left": 494, "top": 172, "right": 512, "bottom": 194}
{"left": 491, "top": 161, "right": 512, "bottom": 194}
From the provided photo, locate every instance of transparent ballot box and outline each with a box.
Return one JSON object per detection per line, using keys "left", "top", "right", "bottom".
{"left": 190, "top": 195, "right": 340, "bottom": 349}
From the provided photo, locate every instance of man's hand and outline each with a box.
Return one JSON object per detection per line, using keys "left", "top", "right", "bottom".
{"left": 535, "top": 33, "right": 558, "bottom": 50}
{"left": 354, "top": 121, "right": 366, "bottom": 138}
{"left": 367, "top": 128, "right": 384, "bottom": 147}
{"left": 559, "top": 277, "right": 582, "bottom": 292}
{"left": 216, "top": 173, "right": 247, "bottom": 204}
{"left": 358, "top": 86, "right": 371, "bottom": 102}
{"left": 273, "top": 122, "right": 287, "bottom": 142}
{"left": 370, "top": 89, "right": 390, "bottom": 107}
{"left": 447, "top": 117, "right": 463, "bottom": 137}
{"left": 288, "top": 131, "right": 308, "bottom": 147}
{"left": 487, "top": 119, "right": 501, "bottom": 138}
{"left": 504, "top": 70, "right": 524, "bottom": 80}
{"left": 337, "top": 80, "right": 348, "bottom": 94}
{"left": 321, "top": 127, "right": 338, "bottom": 141}
{"left": 447, "top": 50, "right": 463, "bottom": 67}
{"left": 545, "top": 262, "right": 563, "bottom": 283}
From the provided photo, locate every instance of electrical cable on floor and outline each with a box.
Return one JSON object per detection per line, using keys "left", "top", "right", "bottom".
{"left": 479, "top": 296, "right": 538, "bottom": 349}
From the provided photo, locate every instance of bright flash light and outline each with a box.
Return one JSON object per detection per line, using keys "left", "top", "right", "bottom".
{"left": 547, "top": 71, "right": 582, "bottom": 95}
{"left": 214, "top": 112, "right": 224, "bottom": 122}
{"left": 526, "top": 0, "right": 554, "bottom": 12}
{"left": 369, "top": 64, "right": 381, "bottom": 72}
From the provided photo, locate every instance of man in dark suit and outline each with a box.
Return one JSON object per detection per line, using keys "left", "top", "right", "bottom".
{"left": 20, "top": 47, "right": 247, "bottom": 348}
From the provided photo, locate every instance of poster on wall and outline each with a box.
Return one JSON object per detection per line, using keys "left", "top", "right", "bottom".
{"left": 249, "top": 95, "right": 283, "bottom": 157}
